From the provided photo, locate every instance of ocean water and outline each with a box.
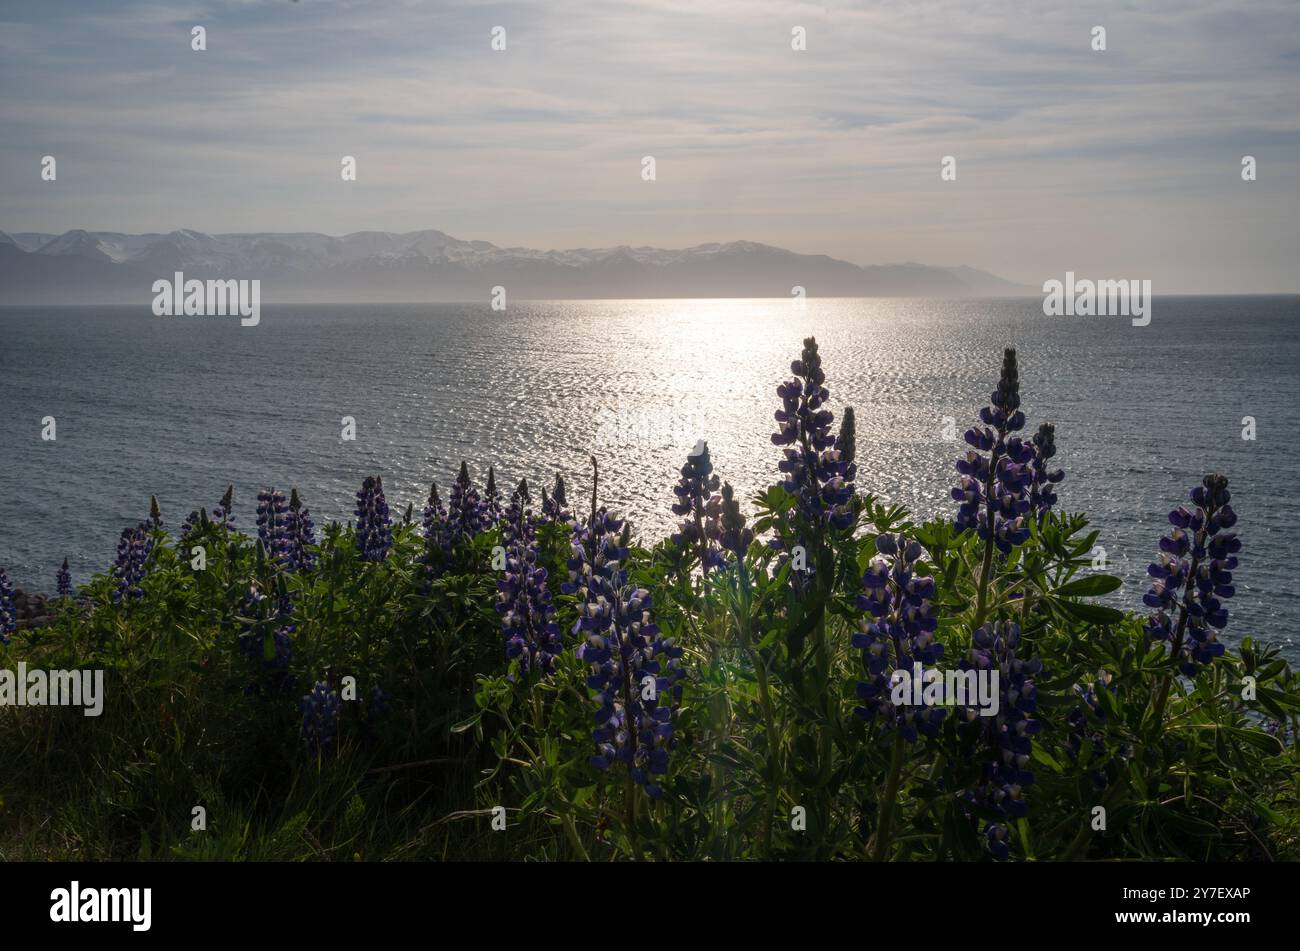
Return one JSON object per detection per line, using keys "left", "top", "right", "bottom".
{"left": 1, "top": 297, "right": 1296, "bottom": 659}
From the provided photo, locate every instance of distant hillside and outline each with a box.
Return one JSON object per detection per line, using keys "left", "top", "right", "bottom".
{"left": 0, "top": 228, "right": 1035, "bottom": 304}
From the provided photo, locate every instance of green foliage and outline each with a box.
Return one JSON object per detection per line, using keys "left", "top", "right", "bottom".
{"left": 1, "top": 491, "right": 1296, "bottom": 862}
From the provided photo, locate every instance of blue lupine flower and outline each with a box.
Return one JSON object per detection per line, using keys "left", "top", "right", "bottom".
{"left": 958, "top": 620, "right": 1044, "bottom": 851}
{"left": 56, "top": 557, "right": 73, "bottom": 599}
{"left": 111, "top": 524, "right": 153, "bottom": 604}
{"left": 419, "top": 481, "right": 450, "bottom": 589}
{"left": 771, "top": 337, "right": 856, "bottom": 531}
{"left": 179, "top": 510, "right": 202, "bottom": 539}
{"left": 483, "top": 465, "right": 504, "bottom": 528}
{"left": 1028, "top": 422, "right": 1065, "bottom": 517}
{"left": 1065, "top": 670, "right": 1126, "bottom": 789}
{"left": 147, "top": 495, "right": 164, "bottom": 531}
{"left": 670, "top": 440, "right": 723, "bottom": 572}
{"left": 256, "top": 488, "right": 291, "bottom": 564}
{"left": 541, "top": 473, "right": 573, "bottom": 527}
{"left": 1143, "top": 473, "right": 1239, "bottom": 676}
{"left": 706, "top": 482, "right": 754, "bottom": 566}
{"left": 237, "top": 580, "right": 293, "bottom": 672}
{"left": 985, "top": 823, "right": 1011, "bottom": 861}
{"left": 448, "top": 461, "right": 488, "bottom": 539}
{"left": 566, "top": 509, "right": 682, "bottom": 797}
{"left": 852, "top": 534, "right": 946, "bottom": 741}
{"left": 212, "top": 485, "right": 236, "bottom": 530}
{"left": 285, "top": 488, "right": 317, "bottom": 573}
{"left": 301, "top": 681, "right": 342, "bottom": 753}
{"left": 952, "top": 348, "right": 1033, "bottom": 553}
{"left": 497, "top": 479, "right": 563, "bottom": 675}
{"left": 0, "top": 568, "right": 16, "bottom": 643}
{"left": 354, "top": 475, "right": 393, "bottom": 562}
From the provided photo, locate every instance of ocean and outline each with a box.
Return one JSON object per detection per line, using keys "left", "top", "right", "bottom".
{"left": 1, "top": 297, "right": 1296, "bottom": 659}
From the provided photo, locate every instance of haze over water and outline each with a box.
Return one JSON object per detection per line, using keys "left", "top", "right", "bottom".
{"left": 1, "top": 297, "right": 1296, "bottom": 660}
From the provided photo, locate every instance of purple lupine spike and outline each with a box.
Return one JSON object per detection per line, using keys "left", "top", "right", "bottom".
{"left": 952, "top": 348, "right": 1033, "bottom": 552}
{"left": 300, "top": 681, "right": 342, "bottom": 753}
{"left": 354, "top": 475, "right": 393, "bottom": 563}
{"left": 111, "top": 524, "right": 153, "bottom": 604}
{"left": 958, "top": 620, "right": 1044, "bottom": 858}
{"left": 705, "top": 482, "right": 755, "bottom": 566}
{"left": 771, "top": 337, "right": 856, "bottom": 531}
{"left": 419, "top": 481, "right": 450, "bottom": 590}
{"left": 1065, "top": 670, "right": 1123, "bottom": 790}
{"left": 1028, "top": 422, "right": 1065, "bottom": 518}
{"left": 1143, "top": 473, "right": 1238, "bottom": 676}
{"left": 483, "top": 465, "right": 504, "bottom": 527}
{"left": 212, "top": 485, "right": 236, "bottom": 530}
{"left": 285, "top": 488, "right": 317, "bottom": 572}
{"left": 541, "top": 473, "right": 573, "bottom": 527}
{"left": 852, "top": 534, "right": 946, "bottom": 741}
{"left": 256, "top": 488, "right": 291, "bottom": 566}
{"left": 497, "top": 479, "right": 563, "bottom": 675}
{"left": 567, "top": 509, "right": 681, "bottom": 798}
{"left": 56, "top": 558, "right": 73, "bottom": 599}
{"left": 147, "top": 495, "right": 164, "bottom": 531}
{"left": 237, "top": 579, "right": 294, "bottom": 700}
{"left": 0, "top": 568, "right": 16, "bottom": 643}
{"left": 447, "top": 461, "right": 488, "bottom": 539}
{"left": 670, "top": 440, "right": 724, "bottom": 572}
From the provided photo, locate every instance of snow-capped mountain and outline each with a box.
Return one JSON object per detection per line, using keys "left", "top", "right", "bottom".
{"left": 0, "top": 228, "right": 1033, "bottom": 303}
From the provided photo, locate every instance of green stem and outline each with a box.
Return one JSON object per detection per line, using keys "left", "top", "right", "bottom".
{"left": 872, "top": 735, "right": 906, "bottom": 861}
{"left": 740, "top": 561, "right": 780, "bottom": 858}
{"left": 562, "top": 812, "right": 591, "bottom": 862}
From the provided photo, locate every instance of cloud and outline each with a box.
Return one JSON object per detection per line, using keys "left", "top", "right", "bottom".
{"left": 0, "top": 0, "right": 1297, "bottom": 290}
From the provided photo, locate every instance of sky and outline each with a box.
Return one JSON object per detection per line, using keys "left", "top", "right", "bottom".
{"left": 1, "top": 0, "right": 1298, "bottom": 292}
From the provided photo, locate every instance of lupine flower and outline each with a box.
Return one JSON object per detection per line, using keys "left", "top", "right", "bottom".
{"left": 1263, "top": 719, "right": 1295, "bottom": 747}
{"left": 497, "top": 479, "right": 563, "bottom": 674}
{"left": 952, "top": 348, "right": 1033, "bottom": 553}
{"left": 237, "top": 580, "right": 293, "bottom": 672}
{"left": 852, "top": 534, "right": 946, "bottom": 741}
{"left": 985, "top": 823, "right": 1012, "bottom": 861}
{"left": 354, "top": 475, "right": 393, "bottom": 562}
{"left": 301, "top": 681, "right": 342, "bottom": 753}
{"left": 284, "top": 488, "right": 317, "bottom": 572}
{"left": 770, "top": 337, "right": 856, "bottom": 531}
{"left": 1143, "top": 473, "right": 1239, "bottom": 676}
{"left": 111, "top": 525, "right": 153, "bottom": 603}
{"left": 483, "top": 466, "right": 504, "bottom": 527}
{"left": 447, "top": 461, "right": 488, "bottom": 539}
{"left": 565, "top": 509, "right": 682, "bottom": 797}
{"left": 1027, "top": 422, "right": 1065, "bottom": 517}
{"left": 147, "top": 495, "right": 164, "bottom": 530}
{"left": 0, "top": 568, "right": 16, "bottom": 643}
{"left": 541, "top": 473, "right": 573, "bottom": 526}
{"left": 958, "top": 620, "right": 1044, "bottom": 854}
{"left": 705, "top": 482, "right": 755, "bottom": 566}
{"left": 1065, "top": 671, "right": 1127, "bottom": 789}
{"left": 212, "top": 485, "right": 236, "bottom": 530}
{"left": 256, "top": 488, "right": 291, "bottom": 564}
{"left": 670, "top": 440, "right": 723, "bottom": 572}
{"left": 179, "top": 510, "right": 203, "bottom": 539}
{"left": 56, "top": 558, "right": 73, "bottom": 599}
{"left": 419, "top": 481, "right": 450, "bottom": 589}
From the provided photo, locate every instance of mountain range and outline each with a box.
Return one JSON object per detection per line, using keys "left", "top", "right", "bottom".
{"left": 0, "top": 228, "right": 1033, "bottom": 303}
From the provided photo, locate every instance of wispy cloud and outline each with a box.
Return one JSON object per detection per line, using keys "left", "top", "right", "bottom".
{"left": 1, "top": 0, "right": 1297, "bottom": 290}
